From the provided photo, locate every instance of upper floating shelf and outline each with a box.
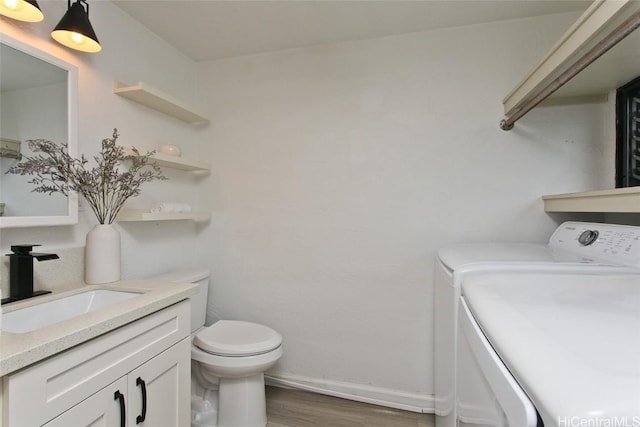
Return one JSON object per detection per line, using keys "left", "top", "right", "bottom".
{"left": 501, "top": 0, "right": 640, "bottom": 130}
{"left": 113, "top": 81, "right": 209, "bottom": 124}
{"left": 542, "top": 187, "right": 640, "bottom": 212}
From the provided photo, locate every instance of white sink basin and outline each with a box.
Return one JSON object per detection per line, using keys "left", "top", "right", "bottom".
{"left": 2, "top": 289, "right": 140, "bottom": 333}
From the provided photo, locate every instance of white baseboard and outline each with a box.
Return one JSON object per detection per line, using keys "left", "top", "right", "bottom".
{"left": 265, "top": 373, "right": 435, "bottom": 414}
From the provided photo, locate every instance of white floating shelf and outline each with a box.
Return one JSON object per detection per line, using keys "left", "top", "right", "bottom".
{"left": 116, "top": 209, "right": 210, "bottom": 222}
{"left": 113, "top": 81, "right": 209, "bottom": 124}
{"left": 0, "top": 137, "right": 21, "bottom": 159}
{"left": 122, "top": 148, "right": 210, "bottom": 172}
{"left": 543, "top": 187, "right": 640, "bottom": 212}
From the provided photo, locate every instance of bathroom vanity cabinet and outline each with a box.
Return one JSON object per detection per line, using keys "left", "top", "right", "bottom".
{"left": 2, "top": 300, "right": 190, "bottom": 426}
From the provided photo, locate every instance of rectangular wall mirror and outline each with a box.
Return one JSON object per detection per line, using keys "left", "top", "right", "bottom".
{"left": 0, "top": 33, "right": 78, "bottom": 228}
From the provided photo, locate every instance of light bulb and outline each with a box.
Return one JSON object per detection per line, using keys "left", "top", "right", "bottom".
{"left": 0, "top": 0, "right": 42, "bottom": 21}
{"left": 70, "top": 32, "right": 84, "bottom": 45}
{"left": 2, "top": 0, "right": 20, "bottom": 11}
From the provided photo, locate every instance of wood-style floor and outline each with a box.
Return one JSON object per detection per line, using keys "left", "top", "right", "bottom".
{"left": 265, "top": 386, "right": 435, "bottom": 427}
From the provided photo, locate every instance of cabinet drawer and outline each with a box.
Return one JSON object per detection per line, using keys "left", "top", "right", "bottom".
{"left": 3, "top": 300, "right": 189, "bottom": 426}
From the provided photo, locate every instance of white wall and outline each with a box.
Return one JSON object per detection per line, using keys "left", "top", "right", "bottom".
{"left": 198, "top": 12, "right": 612, "bottom": 409}
{"left": 0, "top": 1, "right": 208, "bottom": 295}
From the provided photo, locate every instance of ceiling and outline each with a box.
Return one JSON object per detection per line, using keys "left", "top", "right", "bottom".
{"left": 112, "top": 0, "right": 591, "bottom": 63}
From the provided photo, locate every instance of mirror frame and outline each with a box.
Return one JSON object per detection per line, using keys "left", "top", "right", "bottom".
{"left": 0, "top": 33, "right": 78, "bottom": 228}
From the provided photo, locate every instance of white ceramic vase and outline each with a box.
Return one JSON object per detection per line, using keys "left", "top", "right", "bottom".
{"left": 85, "top": 224, "right": 121, "bottom": 284}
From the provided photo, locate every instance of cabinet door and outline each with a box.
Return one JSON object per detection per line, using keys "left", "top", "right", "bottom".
{"left": 44, "top": 377, "right": 128, "bottom": 427}
{"left": 127, "top": 338, "right": 190, "bottom": 427}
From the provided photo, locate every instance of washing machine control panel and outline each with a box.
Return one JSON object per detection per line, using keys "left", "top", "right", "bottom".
{"left": 550, "top": 222, "right": 640, "bottom": 266}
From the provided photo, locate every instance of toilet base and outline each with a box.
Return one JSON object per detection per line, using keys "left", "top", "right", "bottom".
{"left": 218, "top": 373, "right": 267, "bottom": 427}
{"left": 191, "top": 395, "right": 217, "bottom": 427}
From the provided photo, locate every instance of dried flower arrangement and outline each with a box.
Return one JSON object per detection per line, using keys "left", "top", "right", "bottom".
{"left": 7, "top": 129, "right": 166, "bottom": 224}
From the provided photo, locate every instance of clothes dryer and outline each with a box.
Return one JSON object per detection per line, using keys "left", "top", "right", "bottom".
{"left": 458, "top": 271, "right": 640, "bottom": 426}
{"left": 434, "top": 221, "right": 640, "bottom": 427}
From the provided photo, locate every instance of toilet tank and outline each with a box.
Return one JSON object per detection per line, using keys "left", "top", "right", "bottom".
{"left": 151, "top": 268, "right": 210, "bottom": 333}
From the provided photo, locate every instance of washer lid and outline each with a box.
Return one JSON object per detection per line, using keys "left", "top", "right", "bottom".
{"left": 437, "top": 243, "right": 556, "bottom": 271}
{"left": 194, "top": 320, "right": 282, "bottom": 356}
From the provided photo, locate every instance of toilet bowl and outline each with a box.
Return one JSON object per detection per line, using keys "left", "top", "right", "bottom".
{"left": 151, "top": 269, "right": 283, "bottom": 427}
{"left": 192, "top": 321, "right": 283, "bottom": 427}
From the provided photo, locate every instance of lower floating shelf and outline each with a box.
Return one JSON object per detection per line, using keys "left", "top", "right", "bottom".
{"left": 542, "top": 187, "right": 640, "bottom": 212}
{"left": 116, "top": 209, "right": 210, "bottom": 222}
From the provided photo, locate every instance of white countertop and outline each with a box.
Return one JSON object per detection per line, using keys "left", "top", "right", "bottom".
{"left": 0, "top": 279, "right": 197, "bottom": 376}
{"left": 462, "top": 272, "right": 640, "bottom": 427}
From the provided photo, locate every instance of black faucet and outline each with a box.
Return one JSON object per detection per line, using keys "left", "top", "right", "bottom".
{"left": 2, "top": 244, "right": 59, "bottom": 304}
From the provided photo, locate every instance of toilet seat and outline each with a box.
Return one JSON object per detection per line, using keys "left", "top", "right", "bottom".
{"left": 194, "top": 320, "right": 282, "bottom": 356}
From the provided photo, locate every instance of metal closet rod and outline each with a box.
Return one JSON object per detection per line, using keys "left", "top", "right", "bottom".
{"left": 500, "top": 10, "right": 640, "bottom": 131}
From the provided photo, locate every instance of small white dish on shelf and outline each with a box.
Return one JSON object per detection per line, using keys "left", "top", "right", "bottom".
{"left": 159, "top": 144, "right": 181, "bottom": 157}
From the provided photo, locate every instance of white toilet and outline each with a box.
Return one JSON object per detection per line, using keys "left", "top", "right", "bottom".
{"left": 153, "top": 269, "right": 283, "bottom": 427}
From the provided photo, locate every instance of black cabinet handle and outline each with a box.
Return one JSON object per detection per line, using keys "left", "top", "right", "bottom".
{"left": 114, "top": 390, "right": 126, "bottom": 427}
{"left": 136, "top": 377, "right": 147, "bottom": 424}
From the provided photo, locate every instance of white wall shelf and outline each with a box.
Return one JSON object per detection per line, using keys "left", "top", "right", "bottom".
{"left": 0, "top": 137, "right": 21, "bottom": 159}
{"left": 116, "top": 209, "right": 210, "bottom": 222}
{"left": 122, "top": 148, "right": 210, "bottom": 172}
{"left": 542, "top": 187, "right": 640, "bottom": 212}
{"left": 502, "top": 0, "right": 640, "bottom": 129}
{"left": 113, "top": 81, "right": 209, "bottom": 124}
{"left": 117, "top": 149, "right": 211, "bottom": 223}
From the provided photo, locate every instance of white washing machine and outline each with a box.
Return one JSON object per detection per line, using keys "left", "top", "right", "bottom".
{"left": 434, "top": 221, "right": 640, "bottom": 427}
{"left": 458, "top": 271, "right": 640, "bottom": 426}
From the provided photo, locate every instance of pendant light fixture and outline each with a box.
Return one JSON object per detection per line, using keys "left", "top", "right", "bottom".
{"left": 0, "top": 0, "right": 43, "bottom": 22}
{"left": 51, "top": 0, "right": 101, "bottom": 53}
